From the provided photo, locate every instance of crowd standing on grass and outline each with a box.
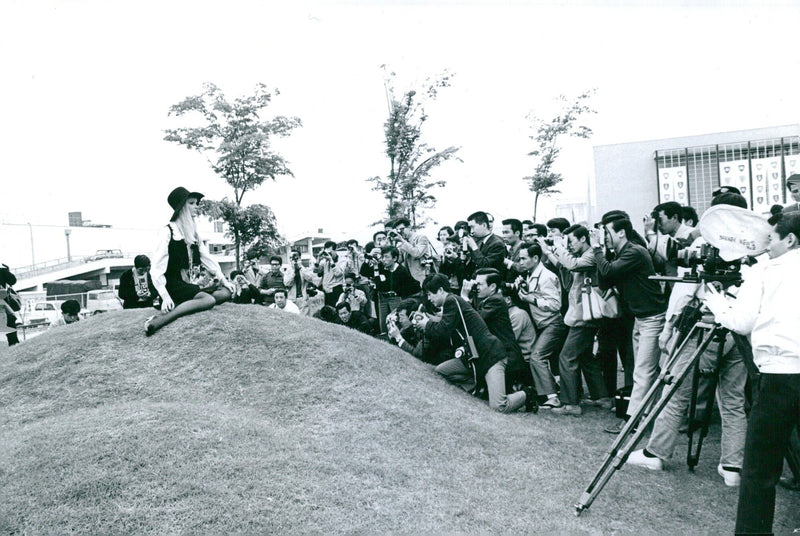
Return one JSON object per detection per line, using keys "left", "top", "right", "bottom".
{"left": 7, "top": 182, "right": 800, "bottom": 533}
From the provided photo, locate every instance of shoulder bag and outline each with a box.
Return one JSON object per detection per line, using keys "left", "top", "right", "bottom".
{"left": 581, "top": 277, "right": 621, "bottom": 322}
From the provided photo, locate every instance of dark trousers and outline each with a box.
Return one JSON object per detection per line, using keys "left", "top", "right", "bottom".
{"left": 735, "top": 373, "right": 800, "bottom": 535}
{"left": 324, "top": 285, "right": 343, "bottom": 307}
{"left": 5, "top": 314, "right": 18, "bottom": 346}
{"left": 787, "top": 426, "right": 800, "bottom": 481}
{"left": 596, "top": 313, "right": 634, "bottom": 396}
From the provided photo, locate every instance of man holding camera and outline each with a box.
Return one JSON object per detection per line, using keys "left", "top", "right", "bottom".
{"left": 258, "top": 256, "right": 287, "bottom": 306}
{"left": 462, "top": 211, "right": 507, "bottom": 277}
{"left": 501, "top": 218, "right": 526, "bottom": 281}
{"left": 372, "top": 246, "right": 420, "bottom": 299}
{"left": 462, "top": 268, "right": 531, "bottom": 405}
{"left": 417, "top": 274, "right": 532, "bottom": 414}
{"left": 319, "top": 241, "right": 346, "bottom": 307}
{"left": 389, "top": 217, "right": 437, "bottom": 284}
{"left": 644, "top": 201, "right": 695, "bottom": 279}
{"left": 702, "top": 211, "right": 800, "bottom": 534}
{"left": 541, "top": 225, "right": 611, "bottom": 416}
{"left": 336, "top": 272, "right": 369, "bottom": 314}
{"left": 590, "top": 217, "right": 666, "bottom": 434}
{"left": 229, "top": 270, "right": 262, "bottom": 304}
{"left": 439, "top": 239, "right": 468, "bottom": 293}
{"left": 387, "top": 298, "right": 453, "bottom": 365}
{"left": 118, "top": 255, "right": 159, "bottom": 309}
{"left": 283, "top": 250, "right": 323, "bottom": 315}
{"left": 516, "top": 243, "right": 565, "bottom": 409}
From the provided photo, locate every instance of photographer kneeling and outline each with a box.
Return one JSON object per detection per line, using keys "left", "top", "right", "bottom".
{"left": 386, "top": 298, "right": 452, "bottom": 365}
{"left": 417, "top": 274, "right": 533, "bottom": 414}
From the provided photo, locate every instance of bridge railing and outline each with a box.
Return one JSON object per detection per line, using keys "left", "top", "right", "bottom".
{"left": 12, "top": 253, "right": 136, "bottom": 280}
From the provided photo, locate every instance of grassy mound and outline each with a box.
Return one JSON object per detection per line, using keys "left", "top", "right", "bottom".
{"left": 0, "top": 305, "right": 796, "bottom": 534}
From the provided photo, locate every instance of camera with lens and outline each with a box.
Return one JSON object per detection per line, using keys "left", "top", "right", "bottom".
{"left": 650, "top": 209, "right": 660, "bottom": 232}
{"left": 468, "top": 284, "right": 479, "bottom": 302}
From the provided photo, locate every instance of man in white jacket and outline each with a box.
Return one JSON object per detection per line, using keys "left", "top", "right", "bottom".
{"left": 703, "top": 212, "right": 800, "bottom": 535}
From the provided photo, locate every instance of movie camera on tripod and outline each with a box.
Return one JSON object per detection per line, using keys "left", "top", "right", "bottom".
{"left": 574, "top": 204, "right": 772, "bottom": 517}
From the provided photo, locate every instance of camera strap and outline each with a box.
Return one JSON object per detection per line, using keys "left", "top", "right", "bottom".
{"left": 451, "top": 296, "right": 480, "bottom": 360}
{"left": 449, "top": 295, "right": 480, "bottom": 392}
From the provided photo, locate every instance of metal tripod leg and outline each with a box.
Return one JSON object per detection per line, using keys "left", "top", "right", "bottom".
{"left": 574, "top": 321, "right": 719, "bottom": 516}
{"left": 686, "top": 329, "right": 725, "bottom": 470}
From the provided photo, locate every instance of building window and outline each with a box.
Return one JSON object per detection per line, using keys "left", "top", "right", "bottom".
{"left": 656, "top": 136, "right": 799, "bottom": 216}
{"left": 214, "top": 221, "right": 224, "bottom": 233}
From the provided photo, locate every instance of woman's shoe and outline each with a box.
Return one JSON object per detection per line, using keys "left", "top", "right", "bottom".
{"left": 144, "top": 315, "right": 156, "bottom": 337}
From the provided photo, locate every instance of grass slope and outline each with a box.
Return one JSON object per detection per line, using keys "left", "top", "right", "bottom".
{"left": 0, "top": 305, "right": 797, "bottom": 535}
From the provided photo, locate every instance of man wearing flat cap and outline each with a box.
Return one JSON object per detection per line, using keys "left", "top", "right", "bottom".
{"left": 784, "top": 174, "right": 800, "bottom": 214}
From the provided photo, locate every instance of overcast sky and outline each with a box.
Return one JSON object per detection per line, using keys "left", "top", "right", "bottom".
{"left": 2, "top": 0, "right": 799, "bottom": 245}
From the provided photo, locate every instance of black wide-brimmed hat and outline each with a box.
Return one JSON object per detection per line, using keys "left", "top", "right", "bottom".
{"left": 167, "top": 187, "right": 204, "bottom": 221}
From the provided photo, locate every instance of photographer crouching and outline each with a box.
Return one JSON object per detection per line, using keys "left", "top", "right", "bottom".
{"left": 703, "top": 211, "right": 800, "bottom": 535}
{"left": 418, "top": 274, "right": 534, "bottom": 414}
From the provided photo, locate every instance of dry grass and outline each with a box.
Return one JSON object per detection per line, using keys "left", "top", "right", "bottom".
{"left": 0, "top": 305, "right": 797, "bottom": 534}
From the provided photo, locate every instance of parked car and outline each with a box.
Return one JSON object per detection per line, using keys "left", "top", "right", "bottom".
{"left": 84, "top": 249, "right": 124, "bottom": 262}
{"left": 86, "top": 289, "right": 123, "bottom": 315}
{"left": 23, "top": 300, "right": 65, "bottom": 326}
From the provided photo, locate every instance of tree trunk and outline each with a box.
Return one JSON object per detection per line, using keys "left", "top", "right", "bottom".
{"left": 533, "top": 192, "right": 540, "bottom": 222}
{"left": 234, "top": 231, "right": 241, "bottom": 271}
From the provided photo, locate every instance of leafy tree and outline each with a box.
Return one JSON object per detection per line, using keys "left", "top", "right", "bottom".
{"left": 200, "top": 199, "right": 284, "bottom": 264}
{"left": 523, "top": 90, "right": 596, "bottom": 221}
{"left": 367, "top": 67, "right": 461, "bottom": 227}
{"left": 164, "top": 82, "right": 300, "bottom": 266}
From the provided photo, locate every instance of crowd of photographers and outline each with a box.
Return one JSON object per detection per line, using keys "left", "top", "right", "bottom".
{"left": 8, "top": 180, "right": 798, "bottom": 533}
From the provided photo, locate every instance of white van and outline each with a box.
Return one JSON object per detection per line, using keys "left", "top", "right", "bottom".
{"left": 86, "top": 290, "right": 122, "bottom": 315}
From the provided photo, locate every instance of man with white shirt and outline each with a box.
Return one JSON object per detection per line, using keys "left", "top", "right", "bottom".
{"left": 703, "top": 211, "right": 800, "bottom": 534}
{"left": 268, "top": 288, "right": 300, "bottom": 314}
{"left": 516, "top": 242, "right": 566, "bottom": 409}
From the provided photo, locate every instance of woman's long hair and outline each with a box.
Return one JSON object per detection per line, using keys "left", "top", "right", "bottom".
{"left": 173, "top": 203, "right": 199, "bottom": 246}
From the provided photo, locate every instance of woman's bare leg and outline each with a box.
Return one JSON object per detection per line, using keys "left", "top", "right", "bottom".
{"left": 148, "top": 292, "right": 216, "bottom": 334}
{"left": 212, "top": 287, "right": 231, "bottom": 305}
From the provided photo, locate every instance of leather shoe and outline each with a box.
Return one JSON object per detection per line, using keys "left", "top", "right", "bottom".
{"left": 552, "top": 404, "right": 582, "bottom": 416}
{"left": 524, "top": 387, "right": 538, "bottom": 413}
{"left": 604, "top": 418, "right": 636, "bottom": 434}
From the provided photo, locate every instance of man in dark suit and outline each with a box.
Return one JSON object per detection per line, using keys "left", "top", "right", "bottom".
{"left": 463, "top": 211, "right": 507, "bottom": 278}
{"left": 462, "top": 268, "right": 531, "bottom": 402}
{"left": 118, "top": 255, "right": 158, "bottom": 309}
{"left": 417, "top": 274, "right": 532, "bottom": 413}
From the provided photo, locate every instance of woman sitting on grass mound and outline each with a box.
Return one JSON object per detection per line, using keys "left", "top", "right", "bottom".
{"left": 145, "top": 187, "right": 235, "bottom": 336}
